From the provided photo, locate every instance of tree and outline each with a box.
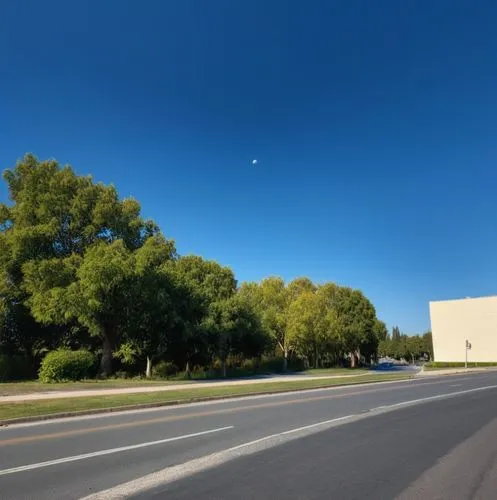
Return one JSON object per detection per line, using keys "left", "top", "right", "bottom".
{"left": 287, "top": 288, "right": 339, "bottom": 368}
{"left": 287, "top": 277, "right": 316, "bottom": 301}
{"left": 166, "top": 255, "right": 237, "bottom": 374}
{"left": 392, "top": 326, "right": 401, "bottom": 341}
{"left": 118, "top": 235, "right": 179, "bottom": 377}
{"left": 334, "top": 287, "right": 376, "bottom": 367}
{"left": 422, "top": 331, "right": 433, "bottom": 360}
{"left": 171, "top": 255, "right": 236, "bottom": 305}
{"left": 2, "top": 154, "right": 164, "bottom": 375}
{"left": 238, "top": 277, "right": 290, "bottom": 368}
{"left": 373, "top": 320, "right": 388, "bottom": 342}
{"left": 202, "top": 295, "right": 265, "bottom": 376}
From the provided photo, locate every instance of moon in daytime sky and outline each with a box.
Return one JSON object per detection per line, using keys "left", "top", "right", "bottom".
{"left": 252, "top": 159, "right": 258, "bottom": 165}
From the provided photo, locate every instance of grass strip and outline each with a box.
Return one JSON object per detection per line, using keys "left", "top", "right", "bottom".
{"left": 0, "top": 368, "right": 369, "bottom": 396}
{"left": 423, "top": 362, "right": 497, "bottom": 370}
{"left": 0, "top": 373, "right": 411, "bottom": 422}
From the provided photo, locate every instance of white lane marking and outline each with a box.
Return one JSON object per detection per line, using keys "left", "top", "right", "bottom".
{"left": 83, "top": 414, "right": 360, "bottom": 499}
{"left": 370, "top": 384, "right": 497, "bottom": 412}
{"left": 83, "top": 383, "right": 497, "bottom": 499}
{"left": 450, "top": 384, "right": 463, "bottom": 387}
{"left": 7, "top": 372, "right": 489, "bottom": 430}
{"left": 0, "top": 426, "right": 233, "bottom": 477}
{"left": 227, "top": 414, "right": 355, "bottom": 452}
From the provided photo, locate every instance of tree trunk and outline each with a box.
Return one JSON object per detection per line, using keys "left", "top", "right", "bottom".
{"left": 185, "top": 361, "right": 191, "bottom": 380}
{"left": 314, "top": 344, "right": 319, "bottom": 369}
{"left": 99, "top": 329, "right": 117, "bottom": 377}
{"left": 283, "top": 347, "right": 288, "bottom": 371}
{"left": 350, "top": 351, "right": 356, "bottom": 368}
{"left": 145, "top": 356, "right": 152, "bottom": 378}
{"left": 222, "top": 360, "right": 227, "bottom": 378}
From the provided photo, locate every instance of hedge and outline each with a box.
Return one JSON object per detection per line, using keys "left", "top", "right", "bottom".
{"left": 38, "top": 349, "right": 97, "bottom": 383}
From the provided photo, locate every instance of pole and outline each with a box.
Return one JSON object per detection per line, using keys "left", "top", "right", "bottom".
{"left": 465, "top": 340, "right": 468, "bottom": 369}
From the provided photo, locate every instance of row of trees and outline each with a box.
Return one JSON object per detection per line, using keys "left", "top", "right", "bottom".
{"left": 378, "top": 328, "right": 433, "bottom": 363}
{"left": 1, "top": 155, "right": 392, "bottom": 380}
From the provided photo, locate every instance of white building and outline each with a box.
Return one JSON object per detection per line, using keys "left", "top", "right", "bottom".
{"left": 429, "top": 296, "right": 497, "bottom": 362}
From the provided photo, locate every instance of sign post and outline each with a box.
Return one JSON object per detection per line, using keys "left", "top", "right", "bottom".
{"left": 465, "top": 339, "right": 472, "bottom": 368}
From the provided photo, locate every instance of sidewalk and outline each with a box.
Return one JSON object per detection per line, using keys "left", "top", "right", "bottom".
{"left": 0, "top": 372, "right": 373, "bottom": 403}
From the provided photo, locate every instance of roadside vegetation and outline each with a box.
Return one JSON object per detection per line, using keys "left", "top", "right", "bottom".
{"left": 424, "top": 362, "right": 497, "bottom": 370}
{"left": 378, "top": 326, "right": 433, "bottom": 364}
{"left": 0, "top": 155, "right": 430, "bottom": 390}
{"left": 0, "top": 373, "right": 412, "bottom": 421}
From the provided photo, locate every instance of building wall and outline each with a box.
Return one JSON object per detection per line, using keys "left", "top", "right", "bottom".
{"left": 429, "top": 296, "right": 497, "bottom": 362}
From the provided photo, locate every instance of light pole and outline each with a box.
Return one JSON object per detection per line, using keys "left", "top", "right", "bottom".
{"left": 465, "top": 339, "right": 472, "bottom": 368}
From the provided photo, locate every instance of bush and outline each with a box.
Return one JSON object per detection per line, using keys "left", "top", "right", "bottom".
{"left": 257, "top": 355, "right": 306, "bottom": 374}
{"left": 152, "top": 360, "right": 178, "bottom": 379}
{"left": 288, "top": 357, "right": 307, "bottom": 372}
{"left": 0, "top": 355, "right": 33, "bottom": 381}
{"left": 38, "top": 349, "right": 97, "bottom": 383}
{"left": 212, "top": 358, "right": 223, "bottom": 371}
{"left": 241, "top": 358, "right": 257, "bottom": 373}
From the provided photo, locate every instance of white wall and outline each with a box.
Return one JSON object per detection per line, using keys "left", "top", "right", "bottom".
{"left": 429, "top": 296, "right": 497, "bottom": 362}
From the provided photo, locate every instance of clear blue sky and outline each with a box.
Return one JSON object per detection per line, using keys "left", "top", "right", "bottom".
{"left": 1, "top": 1, "right": 496, "bottom": 333}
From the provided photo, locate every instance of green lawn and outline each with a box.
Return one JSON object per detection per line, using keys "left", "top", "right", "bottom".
{"left": 423, "top": 362, "right": 497, "bottom": 371}
{"left": 0, "top": 373, "right": 412, "bottom": 422}
{"left": 0, "top": 367, "right": 369, "bottom": 396}
{"left": 302, "top": 367, "right": 369, "bottom": 376}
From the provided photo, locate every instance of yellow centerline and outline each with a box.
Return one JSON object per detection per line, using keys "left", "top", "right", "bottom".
{"left": 0, "top": 379, "right": 431, "bottom": 447}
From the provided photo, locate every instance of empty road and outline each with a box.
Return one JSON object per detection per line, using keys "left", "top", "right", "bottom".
{"left": 1, "top": 372, "right": 497, "bottom": 499}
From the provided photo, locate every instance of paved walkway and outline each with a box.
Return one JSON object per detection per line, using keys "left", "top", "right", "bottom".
{"left": 0, "top": 372, "right": 373, "bottom": 403}
{"left": 2, "top": 367, "right": 496, "bottom": 404}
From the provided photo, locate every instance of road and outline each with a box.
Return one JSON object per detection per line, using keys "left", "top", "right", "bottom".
{"left": 1, "top": 372, "right": 497, "bottom": 499}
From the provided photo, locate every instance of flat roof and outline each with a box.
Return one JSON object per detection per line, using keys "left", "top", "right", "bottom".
{"left": 429, "top": 295, "right": 497, "bottom": 304}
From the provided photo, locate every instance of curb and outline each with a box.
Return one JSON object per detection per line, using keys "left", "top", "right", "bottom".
{"left": 0, "top": 375, "right": 414, "bottom": 427}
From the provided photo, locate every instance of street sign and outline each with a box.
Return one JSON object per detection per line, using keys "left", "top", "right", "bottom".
{"left": 465, "top": 339, "right": 471, "bottom": 368}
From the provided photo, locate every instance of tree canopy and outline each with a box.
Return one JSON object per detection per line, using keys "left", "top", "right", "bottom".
{"left": 1, "top": 154, "right": 394, "bottom": 380}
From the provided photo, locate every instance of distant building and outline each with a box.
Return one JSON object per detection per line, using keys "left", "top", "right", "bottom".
{"left": 429, "top": 296, "right": 497, "bottom": 362}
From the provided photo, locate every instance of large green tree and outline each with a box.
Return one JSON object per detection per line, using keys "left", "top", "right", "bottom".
{"left": 287, "top": 287, "right": 339, "bottom": 368}
{"left": 1, "top": 154, "right": 166, "bottom": 375}
{"left": 203, "top": 295, "right": 266, "bottom": 376}
{"left": 116, "top": 235, "right": 179, "bottom": 377}
{"left": 238, "top": 277, "right": 290, "bottom": 367}
{"left": 165, "top": 255, "right": 237, "bottom": 373}
{"left": 333, "top": 287, "right": 376, "bottom": 367}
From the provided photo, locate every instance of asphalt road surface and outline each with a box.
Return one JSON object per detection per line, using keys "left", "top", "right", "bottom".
{"left": 1, "top": 373, "right": 497, "bottom": 499}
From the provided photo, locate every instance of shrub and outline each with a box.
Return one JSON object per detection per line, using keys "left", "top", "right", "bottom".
{"left": 152, "top": 360, "right": 178, "bottom": 379}
{"left": 225, "top": 354, "right": 243, "bottom": 369}
{"left": 0, "top": 355, "right": 32, "bottom": 381}
{"left": 241, "top": 357, "right": 257, "bottom": 373}
{"left": 258, "top": 355, "right": 306, "bottom": 374}
{"left": 259, "top": 355, "right": 285, "bottom": 373}
{"left": 38, "top": 349, "right": 97, "bottom": 383}
{"left": 212, "top": 358, "right": 223, "bottom": 371}
{"left": 288, "top": 357, "right": 306, "bottom": 372}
